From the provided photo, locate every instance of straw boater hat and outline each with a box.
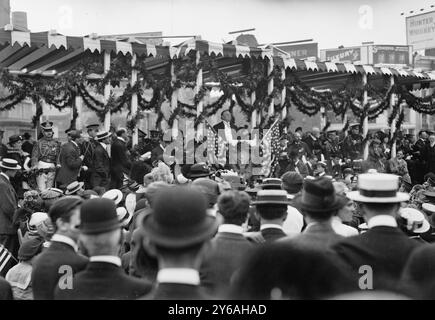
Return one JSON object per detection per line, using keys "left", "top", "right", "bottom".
{"left": 260, "top": 178, "right": 283, "bottom": 190}
{"left": 102, "top": 189, "right": 123, "bottom": 205}
{"left": 347, "top": 173, "right": 409, "bottom": 203}
{"left": 0, "top": 158, "right": 21, "bottom": 170}
{"left": 253, "top": 190, "right": 292, "bottom": 206}
{"left": 96, "top": 131, "right": 112, "bottom": 141}
{"left": 65, "top": 181, "right": 85, "bottom": 195}
{"left": 399, "top": 208, "right": 430, "bottom": 234}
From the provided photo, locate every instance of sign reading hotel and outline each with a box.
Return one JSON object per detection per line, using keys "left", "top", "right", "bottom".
{"left": 322, "top": 47, "right": 362, "bottom": 64}
{"left": 406, "top": 11, "right": 435, "bottom": 51}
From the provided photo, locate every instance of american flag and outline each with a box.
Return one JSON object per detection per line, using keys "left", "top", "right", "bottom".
{"left": 205, "top": 121, "right": 226, "bottom": 166}
{"left": 0, "top": 244, "right": 16, "bottom": 274}
{"left": 255, "top": 119, "right": 281, "bottom": 177}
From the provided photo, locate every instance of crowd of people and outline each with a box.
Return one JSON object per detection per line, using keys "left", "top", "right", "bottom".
{"left": 0, "top": 117, "right": 435, "bottom": 300}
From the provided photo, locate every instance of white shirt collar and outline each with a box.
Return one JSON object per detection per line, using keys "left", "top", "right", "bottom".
{"left": 367, "top": 215, "right": 398, "bottom": 229}
{"left": 157, "top": 268, "right": 200, "bottom": 285}
{"left": 0, "top": 172, "right": 9, "bottom": 181}
{"left": 218, "top": 224, "right": 243, "bottom": 234}
{"left": 51, "top": 234, "right": 78, "bottom": 252}
{"left": 71, "top": 141, "right": 78, "bottom": 148}
{"left": 117, "top": 137, "right": 126, "bottom": 143}
{"left": 90, "top": 255, "right": 122, "bottom": 267}
{"left": 100, "top": 142, "right": 107, "bottom": 150}
{"left": 260, "top": 224, "right": 283, "bottom": 231}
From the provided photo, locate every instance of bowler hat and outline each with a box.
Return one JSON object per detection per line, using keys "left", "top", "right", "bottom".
{"left": 80, "top": 198, "right": 122, "bottom": 235}
{"left": 253, "top": 190, "right": 291, "bottom": 205}
{"left": 8, "top": 135, "right": 22, "bottom": 145}
{"left": 65, "top": 181, "right": 84, "bottom": 195}
{"left": 189, "top": 163, "right": 210, "bottom": 179}
{"left": 141, "top": 186, "right": 220, "bottom": 248}
{"left": 294, "top": 177, "right": 341, "bottom": 212}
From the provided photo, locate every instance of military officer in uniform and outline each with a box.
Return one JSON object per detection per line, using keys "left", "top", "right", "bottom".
{"left": 342, "top": 125, "right": 364, "bottom": 161}
{"left": 31, "top": 122, "right": 61, "bottom": 192}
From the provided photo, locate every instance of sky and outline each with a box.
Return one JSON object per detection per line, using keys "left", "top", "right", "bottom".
{"left": 10, "top": 0, "right": 435, "bottom": 49}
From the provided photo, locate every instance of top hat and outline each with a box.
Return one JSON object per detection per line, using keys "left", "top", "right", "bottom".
{"left": 96, "top": 131, "right": 112, "bottom": 141}
{"left": 65, "top": 181, "right": 84, "bottom": 195}
{"left": 189, "top": 163, "right": 211, "bottom": 179}
{"left": 253, "top": 189, "right": 292, "bottom": 205}
{"left": 347, "top": 173, "right": 409, "bottom": 203}
{"left": 141, "top": 186, "right": 220, "bottom": 248}
{"left": 260, "top": 178, "right": 282, "bottom": 190}
{"left": 80, "top": 198, "right": 122, "bottom": 235}
{"left": 102, "top": 189, "right": 123, "bottom": 205}
{"left": 294, "top": 177, "right": 341, "bottom": 212}
{"left": 40, "top": 121, "right": 54, "bottom": 131}
{"left": 399, "top": 207, "right": 430, "bottom": 234}
{"left": 0, "top": 158, "right": 21, "bottom": 170}
{"left": 8, "top": 135, "right": 22, "bottom": 145}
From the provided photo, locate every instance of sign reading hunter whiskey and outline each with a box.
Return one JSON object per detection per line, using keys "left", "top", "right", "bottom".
{"left": 406, "top": 11, "right": 435, "bottom": 51}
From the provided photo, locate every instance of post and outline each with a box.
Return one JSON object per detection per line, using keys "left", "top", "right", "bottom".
{"left": 362, "top": 74, "right": 369, "bottom": 160}
{"left": 131, "top": 53, "right": 138, "bottom": 147}
{"left": 389, "top": 75, "right": 397, "bottom": 159}
{"left": 195, "top": 51, "right": 204, "bottom": 141}
{"left": 171, "top": 61, "right": 179, "bottom": 138}
{"left": 251, "top": 91, "right": 257, "bottom": 128}
{"left": 281, "top": 67, "right": 287, "bottom": 125}
{"left": 267, "top": 57, "right": 274, "bottom": 116}
{"left": 320, "top": 106, "right": 326, "bottom": 130}
{"left": 75, "top": 95, "right": 83, "bottom": 130}
{"left": 104, "top": 52, "right": 111, "bottom": 131}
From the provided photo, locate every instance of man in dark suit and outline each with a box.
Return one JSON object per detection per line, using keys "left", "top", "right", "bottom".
{"left": 90, "top": 131, "right": 112, "bottom": 190}
{"left": 140, "top": 186, "right": 220, "bottom": 300}
{"left": 200, "top": 190, "right": 253, "bottom": 294}
{"left": 333, "top": 173, "right": 420, "bottom": 291}
{"left": 111, "top": 128, "right": 132, "bottom": 189}
{"left": 412, "top": 130, "right": 429, "bottom": 184}
{"left": 280, "top": 177, "right": 344, "bottom": 250}
{"left": 213, "top": 110, "right": 237, "bottom": 169}
{"left": 32, "top": 196, "right": 88, "bottom": 300}
{"left": 305, "top": 154, "right": 317, "bottom": 177}
{"left": 0, "top": 277, "right": 12, "bottom": 300}
{"left": 56, "top": 130, "right": 84, "bottom": 190}
{"left": 0, "top": 130, "right": 7, "bottom": 160}
{"left": 303, "top": 127, "right": 323, "bottom": 160}
{"left": 0, "top": 158, "right": 21, "bottom": 271}
{"left": 54, "top": 198, "right": 152, "bottom": 300}
{"left": 427, "top": 133, "right": 435, "bottom": 174}
{"left": 252, "top": 190, "right": 289, "bottom": 243}
{"left": 80, "top": 124, "right": 99, "bottom": 189}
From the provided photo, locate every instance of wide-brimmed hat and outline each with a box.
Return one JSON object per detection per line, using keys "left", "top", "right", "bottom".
{"left": 8, "top": 135, "right": 22, "bottom": 145}
{"left": 96, "top": 131, "right": 112, "bottom": 141}
{"left": 189, "top": 163, "right": 210, "bottom": 179}
{"left": 294, "top": 177, "right": 342, "bottom": 212}
{"left": 260, "top": 178, "right": 282, "bottom": 190}
{"left": 0, "top": 158, "right": 21, "bottom": 170}
{"left": 40, "top": 121, "right": 54, "bottom": 131}
{"left": 141, "top": 186, "right": 220, "bottom": 248}
{"left": 399, "top": 208, "right": 430, "bottom": 234}
{"left": 347, "top": 173, "right": 409, "bottom": 203}
{"left": 102, "top": 189, "right": 123, "bottom": 205}
{"left": 65, "top": 181, "right": 85, "bottom": 195}
{"left": 80, "top": 198, "right": 122, "bottom": 235}
{"left": 253, "top": 189, "right": 292, "bottom": 205}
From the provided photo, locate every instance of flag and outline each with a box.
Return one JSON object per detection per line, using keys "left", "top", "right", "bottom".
{"left": 205, "top": 121, "right": 226, "bottom": 166}
{"left": 255, "top": 119, "right": 280, "bottom": 177}
{"left": 0, "top": 244, "right": 16, "bottom": 274}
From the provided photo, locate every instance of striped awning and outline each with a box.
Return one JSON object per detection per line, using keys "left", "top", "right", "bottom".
{"left": 273, "top": 56, "right": 435, "bottom": 80}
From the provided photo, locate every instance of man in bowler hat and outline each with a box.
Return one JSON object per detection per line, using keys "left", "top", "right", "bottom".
{"left": 139, "top": 186, "right": 221, "bottom": 300}
{"left": 54, "top": 198, "right": 152, "bottom": 300}
{"left": 32, "top": 196, "right": 88, "bottom": 300}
